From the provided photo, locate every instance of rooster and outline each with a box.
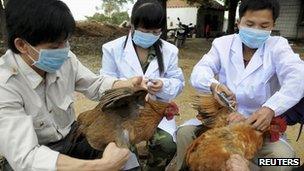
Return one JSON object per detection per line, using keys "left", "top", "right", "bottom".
{"left": 73, "top": 87, "right": 178, "bottom": 151}
{"left": 186, "top": 94, "right": 264, "bottom": 171}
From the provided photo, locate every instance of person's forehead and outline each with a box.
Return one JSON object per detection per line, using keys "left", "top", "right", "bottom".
{"left": 242, "top": 9, "right": 274, "bottom": 22}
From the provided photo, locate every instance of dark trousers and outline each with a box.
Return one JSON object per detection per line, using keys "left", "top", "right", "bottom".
{"left": 48, "top": 122, "right": 101, "bottom": 159}
{"left": 2, "top": 122, "right": 101, "bottom": 171}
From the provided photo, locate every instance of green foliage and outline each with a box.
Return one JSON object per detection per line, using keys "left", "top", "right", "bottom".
{"left": 100, "top": 0, "right": 134, "bottom": 16}
{"left": 86, "top": 0, "right": 132, "bottom": 25}
{"left": 111, "top": 11, "right": 130, "bottom": 25}
{"left": 102, "top": 1, "right": 121, "bottom": 16}
{"left": 102, "top": 0, "right": 133, "bottom": 6}
{"left": 86, "top": 13, "right": 109, "bottom": 23}
{"left": 86, "top": 11, "right": 130, "bottom": 25}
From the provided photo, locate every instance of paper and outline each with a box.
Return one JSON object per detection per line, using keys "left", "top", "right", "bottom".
{"left": 179, "top": 118, "right": 201, "bottom": 127}
{"left": 157, "top": 117, "right": 177, "bottom": 141}
{"left": 123, "top": 152, "right": 140, "bottom": 170}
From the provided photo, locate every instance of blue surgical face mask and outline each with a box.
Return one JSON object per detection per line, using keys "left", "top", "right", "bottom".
{"left": 132, "top": 30, "right": 161, "bottom": 49}
{"left": 27, "top": 42, "right": 70, "bottom": 73}
{"left": 239, "top": 27, "right": 271, "bottom": 49}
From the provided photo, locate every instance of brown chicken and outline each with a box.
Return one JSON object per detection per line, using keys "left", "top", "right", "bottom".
{"left": 186, "top": 94, "right": 263, "bottom": 171}
{"left": 191, "top": 94, "right": 229, "bottom": 129}
{"left": 73, "top": 87, "right": 176, "bottom": 151}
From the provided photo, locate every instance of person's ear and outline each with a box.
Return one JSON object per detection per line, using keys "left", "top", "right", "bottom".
{"left": 268, "top": 21, "right": 275, "bottom": 31}
{"left": 236, "top": 19, "right": 241, "bottom": 28}
{"left": 14, "top": 38, "right": 29, "bottom": 54}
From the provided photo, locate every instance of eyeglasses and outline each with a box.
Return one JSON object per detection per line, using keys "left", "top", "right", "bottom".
{"left": 137, "top": 28, "right": 162, "bottom": 36}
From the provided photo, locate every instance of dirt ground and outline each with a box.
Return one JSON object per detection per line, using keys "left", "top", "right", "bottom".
{"left": 74, "top": 38, "right": 304, "bottom": 164}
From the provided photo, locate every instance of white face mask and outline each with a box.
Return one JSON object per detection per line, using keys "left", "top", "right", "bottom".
{"left": 132, "top": 30, "right": 161, "bottom": 49}
{"left": 26, "top": 42, "right": 70, "bottom": 73}
{"left": 238, "top": 27, "right": 271, "bottom": 49}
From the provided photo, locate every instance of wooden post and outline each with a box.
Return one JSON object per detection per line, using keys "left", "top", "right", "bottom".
{"left": 0, "top": 0, "right": 8, "bottom": 48}
{"left": 227, "top": 0, "right": 239, "bottom": 34}
{"left": 157, "top": 0, "right": 167, "bottom": 40}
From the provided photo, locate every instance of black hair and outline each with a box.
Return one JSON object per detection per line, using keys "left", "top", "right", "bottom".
{"left": 5, "top": 0, "right": 76, "bottom": 53}
{"left": 239, "top": 0, "right": 280, "bottom": 22}
{"left": 124, "top": 0, "right": 165, "bottom": 75}
{"left": 131, "top": 0, "right": 166, "bottom": 29}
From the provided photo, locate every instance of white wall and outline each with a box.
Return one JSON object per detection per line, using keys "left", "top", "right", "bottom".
{"left": 275, "top": 0, "right": 301, "bottom": 38}
{"left": 223, "top": 18, "right": 228, "bottom": 32}
{"left": 167, "top": 7, "right": 198, "bottom": 29}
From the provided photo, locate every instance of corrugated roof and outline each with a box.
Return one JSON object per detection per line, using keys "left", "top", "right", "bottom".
{"left": 167, "top": 0, "right": 225, "bottom": 10}
{"left": 167, "top": 0, "right": 199, "bottom": 8}
{"left": 202, "top": 0, "right": 226, "bottom": 10}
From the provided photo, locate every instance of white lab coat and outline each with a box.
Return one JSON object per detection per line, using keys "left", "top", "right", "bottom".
{"left": 191, "top": 34, "right": 304, "bottom": 118}
{"left": 100, "top": 33, "right": 185, "bottom": 139}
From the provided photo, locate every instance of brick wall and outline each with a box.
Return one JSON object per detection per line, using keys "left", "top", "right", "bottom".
{"left": 275, "top": 0, "right": 302, "bottom": 39}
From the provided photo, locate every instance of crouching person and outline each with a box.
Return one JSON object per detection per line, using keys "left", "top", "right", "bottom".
{"left": 100, "top": 0, "right": 185, "bottom": 170}
{"left": 176, "top": 0, "right": 304, "bottom": 170}
{"left": 0, "top": 0, "right": 146, "bottom": 170}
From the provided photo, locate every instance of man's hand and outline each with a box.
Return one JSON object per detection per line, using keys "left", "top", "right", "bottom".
{"left": 210, "top": 83, "right": 236, "bottom": 108}
{"left": 112, "top": 76, "right": 147, "bottom": 89}
{"left": 57, "top": 142, "right": 130, "bottom": 171}
{"left": 227, "top": 112, "right": 246, "bottom": 124}
{"left": 226, "top": 154, "right": 250, "bottom": 171}
{"left": 101, "top": 142, "right": 130, "bottom": 170}
{"left": 147, "top": 79, "right": 163, "bottom": 95}
{"left": 245, "top": 106, "right": 275, "bottom": 131}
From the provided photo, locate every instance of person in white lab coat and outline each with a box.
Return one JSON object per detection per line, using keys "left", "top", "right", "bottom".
{"left": 0, "top": 0, "right": 150, "bottom": 170}
{"left": 175, "top": 0, "right": 304, "bottom": 170}
{"left": 100, "top": 0, "right": 185, "bottom": 170}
